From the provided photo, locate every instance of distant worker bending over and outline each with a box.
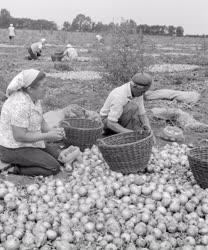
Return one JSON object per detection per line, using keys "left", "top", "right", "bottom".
{"left": 100, "top": 73, "right": 153, "bottom": 135}
{"left": 27, "top": 38, "right": 47, "bottom": 60}
{"left": 51, "top": 44, "right": 78, "bottom": 62}
{"left": 62, "top": 44, "right": 78, "bottom": 61}
{"left": 96, "top": 34, "right": 103, "bottom": 43}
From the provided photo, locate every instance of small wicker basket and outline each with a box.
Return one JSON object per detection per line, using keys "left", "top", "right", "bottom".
{"left": 51, "top": 52, "right": 64, "bottom": 62}
{"left": 188, "top": 146, "right": 208, "bottom": 188}
{"left": 61, "top": 118, "right": 103, "bottom": 151}
{"left": 97, "top": 131, "right": 153, "bottom": 174}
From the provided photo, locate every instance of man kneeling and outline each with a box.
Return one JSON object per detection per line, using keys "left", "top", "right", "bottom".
{"left": 100, "top": 73, "right": 153, "bottom": 135}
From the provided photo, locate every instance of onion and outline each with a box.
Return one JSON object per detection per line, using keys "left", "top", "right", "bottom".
{"left": 187, "top": 225, "right": 199, "bottom": 237}
{"left": 79, "top": 204, "right": 90, "bottom": 214}
{"left": 105, "top": 243, "right": 117, "bottom": 250}
{"left": 157, "top": 222, "right": 166, "bottom": 233}
{"left": 136, "top": 237, "right": 146, "bottom": 248}
{"left": 149, "top": 241, "right": 160, "bottom": 250}
{"left": 129, "top": 185, "right": 141, "bottom": 195}
{"left": 160, "top": 241, "right": 172, "bottom": 250}
{"left": 54, "top": 241, "right": 75, "bottom": 250}
{"left": 157, "top": 206, "right": 166, "bottom": 215}
{"left": 195, "top": 246, "right": 206, "bottom": 250}
{"left": 121, "top": 233, "right": 131, "bottom": 243}
{"left": 134, "top": 222, "right": 146, "bottom": 236}
{"left": 142, "top": 186, "right": 152, "bottom": 196}
{"left": 0, "top": 205, "right": 4, "bottom": 213}
{"left": 153, "top": 228, "right": 162, "bottom": 239}
{"left": 74, "top": 231, "right": 83, "bottom": 242}
{"left": 161, "top": 195, "right": 171, "bottom": 207}
{"left": 46, "top": 230, "right": 57, "bottom": 240}
{"left": 169, "top": 200, "right": 180, "bottom": 212}
{"left": 84, "top": 222, "right": 95, "bottom": 233}
{"left": 34, "top": 232, "right": 47, "bottom": 248}
{"left": 4, "top": 224, "right": 15, "bottom": 235}
{"left": 181, "top": 245, "right": 194, "bottom": 250}
{"left": 179, "top": 194, "right": 189, "bottom": 205}
{"left": 40, "top": 245, "right": 51, "bottom": 250}
{"left": 141, "top": 212, "right": 150, "bottom": 223}
{"left": 22, "top": 232, "right": 35, "bottom": 246}
{"left": 201, "top": 204, "right": 208, "bottom": 214}
{"left": 61, "top": 232, "right": 73, "bottom": 242}
{"left": 184, "top": 236, "right": 196, "bottom": 246}
{"left": 126, "top": 243, "right": 137, "bottom": 250}
{"left": 95, "top": 222, "right": 104, "bottom": 231}
{"left": 152, "top": 191, "right": 162, "bottom": 201}
{"left": 13, "top": 229, "right": 24, "bottom": 239}
{"left": 185, "top": 201, "right": 196, "bottom": 213}
{"left": 0, "top": 188, "right": 7, "bottom": 199}
{"left": 201, "top": 235, "right": 208, "bottom": 245}
{"left": 120, "top": 186, "right": 130, "bottom": 196}
{"left": 4, "top": 236, "right": 20, "bottom": 250}
{"left": 78, "top": 186, "right": 88, "bottom": 196}
{"left": 121, "top": 208, "right": 132, "bottom": 220}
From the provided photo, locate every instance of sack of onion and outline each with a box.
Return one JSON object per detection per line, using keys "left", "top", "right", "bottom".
{"left": 160, "top": 125, "right": 184, "bottom": 142}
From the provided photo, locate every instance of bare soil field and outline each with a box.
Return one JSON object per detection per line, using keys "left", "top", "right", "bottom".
{"left": 0, "top": 30, "right": 207, "bottom": 177}
{"left": 0, "top": 29, "right": 207, "bottom": 146}
{"left": 1, "top": 29, "right": 208, "bottom": 249}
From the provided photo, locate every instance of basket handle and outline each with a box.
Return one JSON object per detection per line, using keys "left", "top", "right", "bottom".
{"left": 97, "top": 138, "right": 105, "bottom": 146}
{"left": 60, "top": 120, "right": 71, "bottom": 128}
{"left": 135, "top": 126, "right": 151, "bottom": 136}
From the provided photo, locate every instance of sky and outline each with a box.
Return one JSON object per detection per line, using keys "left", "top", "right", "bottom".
{"left": 1, "top": 0, "right": 208, "bottom": 35}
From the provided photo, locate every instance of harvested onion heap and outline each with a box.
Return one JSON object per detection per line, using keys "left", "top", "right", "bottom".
{"left": 0, "top": 143, "right": 208, "bottom": 250}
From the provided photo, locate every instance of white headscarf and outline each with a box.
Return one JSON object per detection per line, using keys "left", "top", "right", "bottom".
{"left": 40, "top": 38, "right": 46, "bottom": 44}
{"left": 6, "top": 69, "right": 40, "bottom": 97}
{"left": 66, "top": 44, "right": 72, "bottom": 48}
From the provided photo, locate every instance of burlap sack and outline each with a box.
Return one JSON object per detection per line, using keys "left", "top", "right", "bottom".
{"left": 151, "top": 107, "right": 208, "bottom": 133}
{"left": 146, "top": 89, "right": 200, "bottom": 104}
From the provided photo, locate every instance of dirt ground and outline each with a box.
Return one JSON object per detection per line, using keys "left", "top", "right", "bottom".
{"left": 0, "top": 29, "right": 208, "bottom": 184}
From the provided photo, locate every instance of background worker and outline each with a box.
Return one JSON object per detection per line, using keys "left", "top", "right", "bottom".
{"left": 28, "top": 38, "right": 47, "bottom": 60}
{"left": 8, "top": 24, "right": 16, "bottom": 42}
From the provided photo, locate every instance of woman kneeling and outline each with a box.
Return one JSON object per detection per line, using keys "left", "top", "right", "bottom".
{"left": 0, "top": 69, "right": 65, "bottom": 176}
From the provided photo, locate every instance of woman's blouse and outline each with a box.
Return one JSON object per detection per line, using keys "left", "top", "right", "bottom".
{"left": 0, "top": 91, "right": 45, "bottom": 149}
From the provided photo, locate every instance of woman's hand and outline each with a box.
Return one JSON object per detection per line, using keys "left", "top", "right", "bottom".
{"left": 142, "top": 125, "right": 152, "bottom": 134}
{"left": 45, "top": 128, "right": 64, "bottom": 142}
{"left": 55, "top": 127, "right": 66, "bottom": 138}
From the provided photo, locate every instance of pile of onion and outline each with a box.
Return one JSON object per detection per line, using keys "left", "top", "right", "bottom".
{"left": 0, "top": 143, "right": 207, "bottom": 249}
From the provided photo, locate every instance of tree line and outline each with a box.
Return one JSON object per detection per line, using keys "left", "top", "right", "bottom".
{"left": 0, "top": 8, "right": 184, "bottom": 36}
{"left": 63, "top": 14, "right": 184, "bottom": 36}
{"left": 0, "top": 9, "right": 57, "bottom": 30}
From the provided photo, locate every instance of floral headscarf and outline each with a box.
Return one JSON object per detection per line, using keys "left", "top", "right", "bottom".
{"left": 6, "top": 69, "right": 40, "bottom": 97}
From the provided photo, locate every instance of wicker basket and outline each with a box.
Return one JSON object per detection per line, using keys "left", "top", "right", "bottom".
{"left": 61, "top": 118, "right": 103, "bottom": 151}
{"left": 51, "top": 52, "right": 64, "bottom": 62}
{"left": 188, "top": 147, "right": 208, "bottom": 188}
{"left": 97, "top": 131, "right": 153, "bottom": 174}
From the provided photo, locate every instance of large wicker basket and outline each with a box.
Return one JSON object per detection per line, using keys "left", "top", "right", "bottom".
{"left": 188, "top": 147, "right": 208, "bottom": 188}
{"left": 61, "top": 118, "right": 103, "bottom": 151}
{"left": 97, "top": 131, "right": 153, "bottom": 174}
